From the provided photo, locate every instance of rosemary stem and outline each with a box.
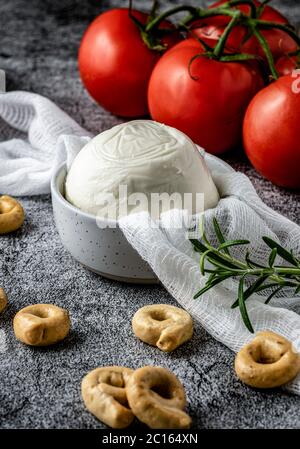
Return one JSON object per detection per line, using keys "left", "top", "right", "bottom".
{"left": 191, "top": 217, "right": 300, "bottom": 333}
{"left": 205, "top": 256, "right": 300, "bottom": 279}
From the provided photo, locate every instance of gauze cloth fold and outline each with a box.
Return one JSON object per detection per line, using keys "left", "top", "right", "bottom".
{"left": 0, "top": 91, "right": 91, "bottom": 195}
{"left": 1, "top": 91, "right": 300, "bottom": 394}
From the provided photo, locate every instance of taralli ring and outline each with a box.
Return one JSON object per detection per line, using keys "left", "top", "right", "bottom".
{"left": 0, "top": 195, "right": 25, "bottom": 235}
{"left": 82, "top": 366, "right": 134, "bottom": 429}
{"left": 13, "top": 304, "right": 71, "bottom": 346}
{"left": 132, "top": 304, "right": 193, "bottom": 352}
{"left": 126, "top": 366, "right": 192, "bottom": 429}
{"left": 235, "top": 330, "right": 300, "bottom": 388}
{"left": 0, "top": 288, "right": 8, "bottom": 313}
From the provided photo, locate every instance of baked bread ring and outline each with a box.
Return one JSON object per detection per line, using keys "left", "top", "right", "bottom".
{"left": 81, "top": 366, "right": 134, "bottom": 429}
{"left": 132, "top": 304, "right": 193, "bottom": 352}
{"left": 13, "top": 304, "right": 70, "bottom": 346}
{"left": 126, "top": 366, "right": 191, "bottom": 429}
{"left": 235, "top": 331, "right": 300, "bottom": 388}
{"left": 0, "top": 195, "right": 25, "bottom": 234}
{"left": 0, "top": 288, "right": 8, "bottom": 313}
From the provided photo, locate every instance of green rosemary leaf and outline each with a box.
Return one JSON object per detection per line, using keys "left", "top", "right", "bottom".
{"left": 194, "top": 274, "right": 232, "bottom": 299}
{"left": 199, "top": 217, "right": 212, "bottom": 247}
{"left": 295, "top": 284, "right": 300, "bottom": 295}
{"left": 207, "top": 272, "right": 218, "bottom": 283}
{"left": 255, "top": 283, "right": 283, "bottom": 292}
{"left": 291, "top": 251, "right": 300, "bottom": 265}
{"left": 275, "top": 279, "right": 299, "bottom": 288}
{"left": 205, "top": 257, "right": 242, "bottom": 272}
{"left": 203, "top": 269, "right": 219, "bottom": 274}
{"left": 231, "top": 274, "right": 269, "bottom": 309}
{"left": 190, "top": 239, "right": 207, "bottom": 254}
{"left": 262, "top": 237, "right": 299, "bottom": 267}
{"left": 190, "top": 239, "right": 240, "bottom": 270}
{"left": 238, "top": 277, "right": 254, "bottom": 333}
{"left": 245, "top": 252, "right": 264, "bottom": 269}
{"left": 268, "top": 248, "right": 277, "bottom": 268}
{"left": 212, "top": 217, "right": 230, "bottom": 255}
{"left": 206, "top": 252, "right": 242, "bottom": 270}
{"left": 265, "top": 286, "right": 283, "bottom": 304}
{"left": 200, "top": 249, "right": 212, "bottom": 276}
{"left": 217, "top": 240, "right": 250, "bottom": 251}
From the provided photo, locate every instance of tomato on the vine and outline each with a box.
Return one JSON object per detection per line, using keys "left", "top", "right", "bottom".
{"left": 148, "top": 40, "right": 264, "bottom": 154}
{"left": 243, "top": 74, "right": 300, "bottom": 188}
{"left": 276, "top": 54, "right": 299, "bottom": 76}
{"left": 192, "top": 0, "right": 297, "bottom": 61}
{"left": 78, "top": 8, "right": 180, "bottom": 117}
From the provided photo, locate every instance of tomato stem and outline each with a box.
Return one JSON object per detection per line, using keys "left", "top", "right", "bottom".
{"left": 252, "top": 27, "right": 279, "bottom": 79}
{"left": 256, "top": 20, "right": 300, "bottom": 48}
{"left": 145, "top": 5, "right": 198, "bottom": 33}
{"left": 150, "top": 6, "right": 241, "bottom": 31}
{"left": 148, "top": 0, "right": 159, "bottom": 23}
{"left": 226, "top": 0, "right": 257, "bottom": 18}
{"left": 219, "top": 52, "right": 258, "bottom": 62}
{"left": 187, "top": 28, "right": 214, "bottom": 52}
{"left": 256, "top": 0, "right": 272, "bottom": 18}
{"left": 213, "top": 11, "right": 242, "bottom": 58}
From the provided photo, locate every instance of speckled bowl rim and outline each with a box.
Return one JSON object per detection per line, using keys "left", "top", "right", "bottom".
{"left": 51, "top": 148, "right": 234, "bottom": 224}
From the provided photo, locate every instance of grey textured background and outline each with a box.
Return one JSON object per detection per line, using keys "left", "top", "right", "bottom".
{"left": 0, "top": 0, "right": 300, "bottom": 429}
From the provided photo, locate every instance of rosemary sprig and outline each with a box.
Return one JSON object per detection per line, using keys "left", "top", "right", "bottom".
{"left": 190, "top": 218, "right": 300, "bottom": 333}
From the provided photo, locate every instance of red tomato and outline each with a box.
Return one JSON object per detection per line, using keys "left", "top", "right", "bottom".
{"left": 193, "top": 0, "right": 297, "bottom": 61}
{"left": 276, "top": 54, "right": 299, "bottom": 76}
{"left": 78, "top": 9, "right": 180, "bottom": 117}
{"left": 243, "top": 74, "right": 300, "bottom": 188}
{"left": 148, "top": 41, "right": 264, "bottom": 154}
{"left": 190, "top": 17, "right": 257, "bottom": 54}
{"left": 167, "top": 34, "right": 219, "bottom": 53}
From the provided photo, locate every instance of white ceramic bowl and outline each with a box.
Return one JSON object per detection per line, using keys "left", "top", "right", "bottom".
{"left": 51, "top": 150, "right": 233, "bottom": 283}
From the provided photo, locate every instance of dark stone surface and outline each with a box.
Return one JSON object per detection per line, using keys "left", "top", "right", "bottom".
{"left": 0, "top": 0, "right": 300, "bottom": 429}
